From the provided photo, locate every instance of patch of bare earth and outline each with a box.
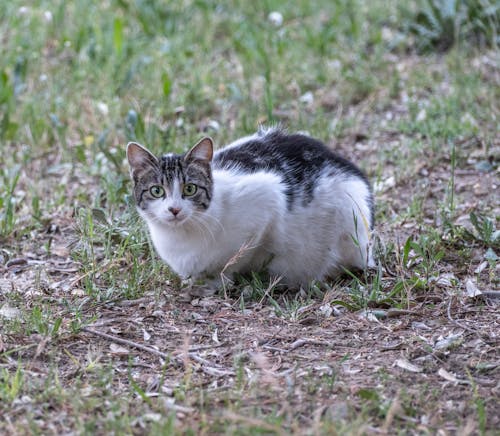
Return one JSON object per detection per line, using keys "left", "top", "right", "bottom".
{"left": 1, "top": 150, "right": 498, "bottom": 433}
{"left": 1, "top": 250, "right": 499, "bottom": 433}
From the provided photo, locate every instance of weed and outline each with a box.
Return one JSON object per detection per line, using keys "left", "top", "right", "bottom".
{"left": 332, "top": 265, "right": 412, "bottom": 312}
{"left": 466, "top": 370, "right": 488, "bottom": 435}
{"left": 404, "top": 0, "right": 499, "bottom": 51}
{"left": 0, "top": 365, "right": 23, "bottom": 403}
{"left": 0, "top": 165, "right": 21, "bottom": 238}
{"left": 25, "top": 306, "right": 62, "bottom": 337}
{"left": 404, "top": 232, "right": 446, "bottom": 283}
{"left": 468, "top": 212, "right": 499, "bottom": 248}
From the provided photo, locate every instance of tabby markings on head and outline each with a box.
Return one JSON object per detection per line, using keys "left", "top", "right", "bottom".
{"left": 126, "top": 138, "right": 214, "bottom": 225}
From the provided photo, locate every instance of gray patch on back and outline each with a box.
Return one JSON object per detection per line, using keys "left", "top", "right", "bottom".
{"left": 213, "top": 128, "right": 374, "bottom": 224}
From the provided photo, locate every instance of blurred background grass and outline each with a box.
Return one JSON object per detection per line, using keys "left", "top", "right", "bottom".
{"left": 1, "top": 1, "right": 497, "bottom": 233}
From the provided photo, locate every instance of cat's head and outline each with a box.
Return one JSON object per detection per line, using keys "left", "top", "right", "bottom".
{"left": 126, "top": 137, "right": 213, "bottom": 227}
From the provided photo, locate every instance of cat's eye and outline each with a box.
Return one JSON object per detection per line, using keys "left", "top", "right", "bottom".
{"left": 182, "top": 183, "right": 198, "bottom": 196}
{"left": 149, "top": 185, "right": 165, "bottom": 198}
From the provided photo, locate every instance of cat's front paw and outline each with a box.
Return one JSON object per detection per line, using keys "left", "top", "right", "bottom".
{"left": 187, "top": 284, "right": 217, "bottom": 298}
{"left": 180, "top": 277, "right": 221, "bottom": 298}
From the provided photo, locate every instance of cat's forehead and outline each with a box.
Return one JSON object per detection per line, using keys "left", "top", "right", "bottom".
{"left": 160, "top": 153, "right": 183, "bottom": 168}
{"left": 156, "top": 153, "right": 182, "bottom": 183}
{"left": 160, "top": 152, "right": 209, "bottom": 174}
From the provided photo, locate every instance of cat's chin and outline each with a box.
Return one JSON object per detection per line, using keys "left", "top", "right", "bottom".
{"left": 164, "top": 216, "right": 189, "bottom": 227}
{"left": 145, "top": 214, "right": 190, "bottom": 228}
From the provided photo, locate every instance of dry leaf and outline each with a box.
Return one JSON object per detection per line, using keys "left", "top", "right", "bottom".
{"left": 109, "top": 343, "right": 129, "bottom": 356}
{"left": 0, "top": 278, "right": 14, "bottom": 293}
{"left": 474, "top": 261, "right": 488, "bottom": 274}
{"left": 373, "top": 176, "right": 395, "bottom": 193}
{"left": 434, "top": 333, "right": 463, "bottom": 350}
{"left": 465, "top": 279, "right": 482, "bottom": 298}
{"left": 438, "top": 368, "right": 470, "bottom": 385}
{"left": 435, "top": 273, "right": 458, "bottom": 287}
{"left": 438, "top": 367, "right": 459, "bottom": 383}
{"left": 51, "top": 245, "right": 70, "bottom": 257}
{"left": 395, "top": 358, "right": 423, "bottom": 373}
{"left": 142, "top": 413, "right": 162, "bottom": 422}
{"left": 212, "top": 328, "right": 220, "bottom": 344}
{"left": 358, "top": 309, "right": 384, "bottom": 322}
{"left": 71, "top": 288, "right": 85, "bottom": 297}
{"left": 0, "top": 304, "right": 22, "bottom": 320}
{"left": 319, "top": 304, "right": 333, "bottom": 317}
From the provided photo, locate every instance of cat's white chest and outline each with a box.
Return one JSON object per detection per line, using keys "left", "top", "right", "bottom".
{"left": 148, "top": 225, "right": 212, "bottom": 277}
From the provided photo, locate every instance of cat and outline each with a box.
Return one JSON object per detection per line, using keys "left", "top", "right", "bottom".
{"left": 127, "top": 127, "right": 374, "bottom": 289}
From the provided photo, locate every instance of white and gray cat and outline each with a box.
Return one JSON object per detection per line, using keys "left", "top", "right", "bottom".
{"left": 127, "top": 127, "right": 374, "bottom": 288}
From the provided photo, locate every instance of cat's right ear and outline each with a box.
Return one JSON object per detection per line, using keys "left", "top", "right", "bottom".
{"left": 185, "top": 137, "right": 213, "bottom": 163}
{"left": 126, "top": 142, "right": 158, "bottom": 174}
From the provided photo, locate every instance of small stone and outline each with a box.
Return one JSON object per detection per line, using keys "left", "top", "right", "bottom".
{"left": 416, "top": 109, "right": 427, "bottom": 122}
{"left": 299, "top": 91, "right": 314, "bottom": 105}
{"left": 0, "top": 305, "right": 22, "bottom": 320}
{"left": 96, "top": 101, "right": 109, "bottom": 115}
{"left": 268, "top": 11, "right": 283, "bottom": 27}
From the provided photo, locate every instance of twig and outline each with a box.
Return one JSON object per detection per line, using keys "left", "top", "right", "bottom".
{"left": 178, "top": 351, "right": 234, "bottom": 376}
{"left": 196, "top": 365, "right": 233, "bottom": 377}
{"left": 262, "top": 345, "right": 288, "bottom": 353}
{"left": 257, "top": 275, "right": 283, "bottom": 307}
{"left": 82, "top": 327, "right": 234, "bottom": 376}
{"left": 288, "top": 338, "right": 331, "bottom": 351}
{"left": 183, "top": 352, "right": 216, "bottom": 367}
{"left": 482, "top": 290, "right": 500, "bottom": 300}
{"left": 82, "top": 327, "right": 170, "bottom": 359}
{"left": 382, "top": 393, "right": 402, "bottom": 433}
{"left": 386, "top": 308, "right": 415, "bottom": 318}
{"left": 188, "top": 342, "right": 225, "bottom": 352}
{"left": 162, "top": 399, "right": 195, "bottom": 414}
{"left": 220, "top": 236, "right": 258, "bottom": 299}
{"left": 0, "top": 343, "right": 38, "bottom": 357}
{"left": 446, "top": 296, "right": 485, "bottom": 338}
{"left": 69, "top": 259, "right": 118, "bottom": 288}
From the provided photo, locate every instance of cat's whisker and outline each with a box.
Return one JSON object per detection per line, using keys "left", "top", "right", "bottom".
{"left": 147, "top": 215, "right": 166, "bottom": 226}
{"left": 190, "top": 213, "right": 217, "bottom": 243}
{"left": 192, "top": 211, "right": 225, "bottom": 235}
{"left": 198, "top": 211, "right": 225, "bottom": 233}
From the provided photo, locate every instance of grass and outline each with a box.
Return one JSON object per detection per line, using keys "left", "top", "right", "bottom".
{"left": 1, "top": 0, "right": 499, "bottom": 434}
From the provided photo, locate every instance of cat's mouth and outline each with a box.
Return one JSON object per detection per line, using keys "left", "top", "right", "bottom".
{"left": 165, "top": 215, "right": 188, "bottom": 226}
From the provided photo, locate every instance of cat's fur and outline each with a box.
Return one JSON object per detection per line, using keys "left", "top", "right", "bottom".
{"left": 127, "top": 127, "right": 374, "bottom": 288}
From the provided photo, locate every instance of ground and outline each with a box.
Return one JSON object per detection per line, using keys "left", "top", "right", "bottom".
{"left": 0, "top": 1, "right": 499, "bottom": 434}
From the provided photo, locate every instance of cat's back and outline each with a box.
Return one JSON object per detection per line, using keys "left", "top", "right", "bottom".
{"left": 213, "top": 127, "right": 373, "bottom": 224}
{"left": 214, "top": 127, "right": 360, "bottom": 175}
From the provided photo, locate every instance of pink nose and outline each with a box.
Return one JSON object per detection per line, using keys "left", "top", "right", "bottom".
{"left": 168, "top": 207, "right": 181, "bottom": 216}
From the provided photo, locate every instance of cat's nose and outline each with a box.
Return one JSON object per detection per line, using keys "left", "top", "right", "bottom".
{"left": 168, "top": 207, "right": 181, "bottom": 216}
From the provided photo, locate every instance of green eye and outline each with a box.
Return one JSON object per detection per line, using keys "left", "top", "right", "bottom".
{"left": 182, "top": 183, "right": 198, "bottom": 196}
{"left": 149, "top": 185, "right": 165, "bottom": 198}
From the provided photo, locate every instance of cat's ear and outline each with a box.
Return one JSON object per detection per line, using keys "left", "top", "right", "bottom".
{"left": 185, "top": 137, "right": 213, "bottom": 163}
{"left": 126, "top": 142, "right": 158, "bottom": 173}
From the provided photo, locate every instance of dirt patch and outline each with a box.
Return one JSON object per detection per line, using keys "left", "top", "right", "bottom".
{"left": 1, "top": 211, "right": 499, "bottom": 433}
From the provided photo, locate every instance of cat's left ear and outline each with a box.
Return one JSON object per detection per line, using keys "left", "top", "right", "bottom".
{"left": 185, "top": 137, "right": 213, "bottom": 163}
{"left": 126, "top": 142, "right": 159, "bottom": 172}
